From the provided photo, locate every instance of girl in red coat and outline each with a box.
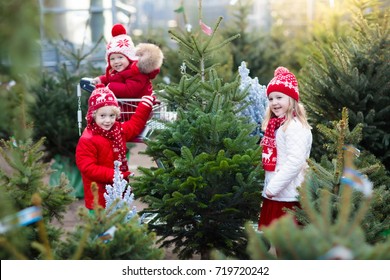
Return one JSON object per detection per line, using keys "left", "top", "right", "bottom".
{"left": 75, "top": 84, "right": 155, "bottom": 211}
{"left": 93, "top": 24, "right": 163, "bottom": 120}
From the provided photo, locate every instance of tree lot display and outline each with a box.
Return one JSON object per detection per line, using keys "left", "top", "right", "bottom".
{"left": 0, "top": 0, "right": 388, "bottom": 260}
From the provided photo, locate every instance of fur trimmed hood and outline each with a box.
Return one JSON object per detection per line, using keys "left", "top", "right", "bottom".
{"left": 135, "top": 43, "right": 164, "bottom": 74}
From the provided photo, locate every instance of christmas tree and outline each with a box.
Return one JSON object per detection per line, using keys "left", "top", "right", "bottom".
{"left": 294, "top": 108, "right": 390, "bottom": 244}
{"left": 132, "top": 2, "right": 263, "bottom": 260}
{"left": 300, "top": 0, "right": 390, "bottom": 169}
{"left": 0, "top": 138, "right": 74, "bottom": 259}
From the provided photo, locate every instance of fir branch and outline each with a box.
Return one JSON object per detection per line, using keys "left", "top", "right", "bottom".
{"left": 212, "top": 94, "right": 222, "bottom": 113}
{"left": 189, "top": 35, "right": 205, "bottom": 79}
{"left": 334, "top": 187, "right": 353, "bottom": 233}
{"left": 307, "top": 159, "right": 335, "bottom": 189}
{"left": 204, "top": 90, "right": 218, "bottom": 113}
{"left": 168, "top": 30, "right": 194, "bottom": 52}
{"left": 31, "top": 193, "right": 53, "bottom": 260}
{"left": 320, "top": 189, "right": 332, "bottom": 234}
{"left": 201, "top": 16, "right": 224, "bottom": 52}
{"left": 0, "top": 237, "right": 28, "bottom": 260}
{"left": 71, "top": 223, "right": 91, "bottom": 260}
{"left": 346, "top": 197, "right": 371, "bottom": 236}
{"left": 334, "top": 122, "right": 346, "bottom": 190}
{"left": 299, "top": 182, "right": 321, "bottom": 227}
{"left": 183, "top": 59, "right": 200, "bottom": 74}
{"left": 206, "top": 33, "right": 241, "bottom": 53}
{"left": 245, "top": 223, "right": 275, "bottom": 260}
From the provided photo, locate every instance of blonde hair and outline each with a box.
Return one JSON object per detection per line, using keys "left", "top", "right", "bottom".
{"left": 261, "top": 97, "right": 311, "bottom": 131}
{"left": 92, "top": 106, "right": 121, "bottom": 120}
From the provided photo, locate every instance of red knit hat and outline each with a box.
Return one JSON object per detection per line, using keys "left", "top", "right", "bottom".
{"left": 266, "top": 66, "right": 299, "bottom": 101}
{"left": 86, "top": 84, "right": 119, "bottom": 123}
{"left": 106, "top": 23, "right": 137, "bottom": 64}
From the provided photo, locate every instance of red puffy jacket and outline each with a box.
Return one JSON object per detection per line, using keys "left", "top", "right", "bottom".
{"left": 99, "top": 62, "right": 160, "bottom": 98}
{"left": 75, "top": 102, "right": 152, "bottom": 209}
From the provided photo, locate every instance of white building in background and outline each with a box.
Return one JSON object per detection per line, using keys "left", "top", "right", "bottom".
{"left": 40, "top": 0, "right": 272, "bottom": 45}
{"left": 39, "top": 0, "right": 336, "bottom": 69}
{"left": 40, "top": 0, "right": 268, "bottom": 69}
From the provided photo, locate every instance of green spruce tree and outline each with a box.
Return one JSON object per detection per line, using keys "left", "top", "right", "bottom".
{"left": 29, "top": 66, "right": 89, "bottom": 162}
{"left": 294, "top": 108, "right": 390, "bottom": 244}
{"left": 0, "top": 138, "right": 74, "bottom": 259}
{"left": 132, "top": 5, "right": 263, "bottom": 260}
{"left": 300, "top": 0, "right": 390, "bottom": 169}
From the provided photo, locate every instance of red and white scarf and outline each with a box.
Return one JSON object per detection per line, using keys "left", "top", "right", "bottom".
{"left": 89, "top": 121, "right": 128, "bottom": 172}
{"left": 260, "top": 116, "right": 286, "bottom": 171}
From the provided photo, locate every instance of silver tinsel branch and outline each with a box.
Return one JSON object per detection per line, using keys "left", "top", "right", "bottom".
{"left": 104, "top": 161, "right": 137, "bottom": 222}
{"left": 237, "top": 61, "right": 268, "bottom": 137}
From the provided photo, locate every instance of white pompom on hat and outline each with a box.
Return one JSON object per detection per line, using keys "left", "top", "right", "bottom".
{"left": 266, "top": 66, "right": 299, "bottom": 101}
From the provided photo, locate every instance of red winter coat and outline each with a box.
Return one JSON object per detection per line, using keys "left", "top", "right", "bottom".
{"left": 99, "top": 62, "right": 160, "bottom": 98}
{"left": 75, "top": 102, "right": 152, "bottom": 210}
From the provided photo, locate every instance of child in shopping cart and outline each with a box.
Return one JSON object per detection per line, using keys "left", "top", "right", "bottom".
{"left": 75, "top": 84, "right": 156, "bottom": 211}
{"left": 89, "top": 23, "right": 163, "bottom": 120}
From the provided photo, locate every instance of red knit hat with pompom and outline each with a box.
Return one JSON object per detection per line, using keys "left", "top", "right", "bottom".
{"left": 266, "top": 66, "right": 299, "bottom": 101}
{"left": 86, "top": 84, "right": 119, "bottom": 123}
{"left": 105, "top": 23, "right": 137, "bottom": 64}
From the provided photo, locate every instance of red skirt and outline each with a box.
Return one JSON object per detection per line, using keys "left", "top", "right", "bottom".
{"left": 258, "top": 197, "right": 300, "bottom": 230}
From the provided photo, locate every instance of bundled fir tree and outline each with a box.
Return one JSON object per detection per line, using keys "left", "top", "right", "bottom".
{"left": 300, "top": 0, "right": 390, "bottom": 169}
{"left": 132, "top": 3, "right": 263, "bottom": 260}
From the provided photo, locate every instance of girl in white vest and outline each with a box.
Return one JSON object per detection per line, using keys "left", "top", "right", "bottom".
{"left": 258, "top": 66, "right": 312, "bottom": 230}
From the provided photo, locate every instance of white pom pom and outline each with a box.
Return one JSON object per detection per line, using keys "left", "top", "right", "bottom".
{"left": 274, "top": 66, "right": 289, "bottom": 76}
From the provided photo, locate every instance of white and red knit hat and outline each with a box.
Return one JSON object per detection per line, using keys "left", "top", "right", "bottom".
{"left": 106, "top": 23, "right": 137, "bottom": 64}
{"left": 86, "top": 84, "right": 119, "bottom": 123}
{"left": 266, "top": 66, "right": 299, "bottom": 101}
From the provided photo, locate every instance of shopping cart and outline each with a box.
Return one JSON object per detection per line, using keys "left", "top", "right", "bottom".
{"left": 77, "top": 78, "right": 174, "bottom": 143}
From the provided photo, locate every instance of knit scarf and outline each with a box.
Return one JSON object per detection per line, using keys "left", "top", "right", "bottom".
{"left": 89, "top": 121, "right": 128, "bottom": 172}
{"left": 260, "top": 116, "right": 286, "bottom": 171}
